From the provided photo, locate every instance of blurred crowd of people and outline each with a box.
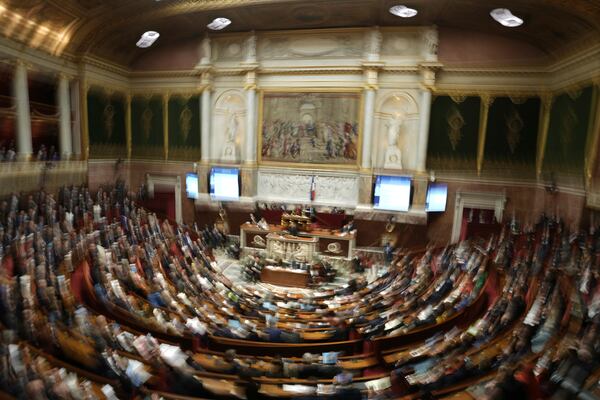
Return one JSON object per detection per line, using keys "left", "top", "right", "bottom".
{"left": 1, "top": 180, "right": 599, "bottom": 399}
{"left": 0, "top": 142, "right": 61, "bottom": 163}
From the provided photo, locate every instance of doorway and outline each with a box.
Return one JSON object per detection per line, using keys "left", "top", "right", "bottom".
{"left": 145, "top": 174, "right": 182, "bottom": 224}
{"left": 451, "top": 191, "right": 506, "bottom": 243}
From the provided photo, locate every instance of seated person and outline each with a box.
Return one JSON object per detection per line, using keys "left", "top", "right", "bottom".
{"left": 332, "top": 372, "right": 362, "bottom": 400}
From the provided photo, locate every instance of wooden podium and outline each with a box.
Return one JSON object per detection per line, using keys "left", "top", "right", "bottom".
{"left": 260, "top": 266, "right": 310, "bottom": 288}
{"left": 240, "top": 223, "right": 355, "bottom": 260}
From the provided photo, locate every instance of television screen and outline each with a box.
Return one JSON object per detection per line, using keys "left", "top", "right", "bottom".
{"left": 185, "top": 173, "right": 199, "bottom": 199}
{"left": 373, "top": 175, "right": 411, "bottom": 212}
{"left": 209, "top": 167, "right": 240, "bottom": 201}
{"left": 426, "top": 183, "right": 448, "bottom": 212}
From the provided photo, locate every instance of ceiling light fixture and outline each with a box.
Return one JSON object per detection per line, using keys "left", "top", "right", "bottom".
{"left": 136, "top": 31, "right": 160, "bottom": 48}
{"left": 490, "top": 8, "right": 523, "bottom": 27}
{"left": 207, "top": 17, "right": 231, "bottom": 30}
{"left": 389, "top": 5, "right": 418, "bottom": 18}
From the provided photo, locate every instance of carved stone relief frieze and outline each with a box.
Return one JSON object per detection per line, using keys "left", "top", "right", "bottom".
{"left": 258, "top": 33, "right": 363, "bottom": 60}
{"left": 257, "top": 170, "right": 358, "bottom": 206}
{"left": 214, "top": 37, "right": 245, "bottom": 62}
{"left": 380, "top": 32, "right": 421, "bottom": 57}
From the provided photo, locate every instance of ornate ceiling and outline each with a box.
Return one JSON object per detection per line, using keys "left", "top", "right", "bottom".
{"left": 1, "top": 0, "right": 599, "bottom": 67}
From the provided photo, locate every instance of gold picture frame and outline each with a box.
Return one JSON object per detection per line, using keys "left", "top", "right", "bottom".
{"left": 257, "top": 88, "right": 364, "bottom": 170}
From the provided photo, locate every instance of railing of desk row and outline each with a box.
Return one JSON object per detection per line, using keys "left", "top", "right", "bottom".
{"left": 394, "top": 267, "right": 582, "bottom": 399}
{"left": 76, "top": 258, "right": 493, "bottom": 360}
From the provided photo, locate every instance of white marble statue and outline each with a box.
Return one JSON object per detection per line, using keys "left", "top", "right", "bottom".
{"left": 221, "top": 112, "right": 239, "bottom": 160}
{"left": 227, "top": 112, "right": 238, "bottom": 142}
{"left": 383, "top": 113, "right": 405, "bottom": 169}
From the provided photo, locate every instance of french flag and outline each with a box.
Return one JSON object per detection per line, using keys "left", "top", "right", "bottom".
{"left": 310, "top": 176, "right": 316, "bottom": 201}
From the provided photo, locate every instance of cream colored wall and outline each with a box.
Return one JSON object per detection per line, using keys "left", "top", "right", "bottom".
{"left": 1, "top": 26, "right": 599, "bottom": 241}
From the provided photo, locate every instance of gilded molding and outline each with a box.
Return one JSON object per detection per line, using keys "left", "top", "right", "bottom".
{"left": 476, "top": 95, "right": 494, "bottom": 176}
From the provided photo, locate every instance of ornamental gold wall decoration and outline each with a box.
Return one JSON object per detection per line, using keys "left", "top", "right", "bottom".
{"left": 103, "top": 103, "right": 115, "bottom": 140}
{"left": 141, "top": 106, "right": 153, "bottom": 141}
{"left": 561, "top": 105, "right": 578, "bottom": 150}
{"left": 179, "top": 104, "right": 193, "bottom": 141}
{"left": 446, "top": 105, "right": 465, "bottom": 151}
{"left": 505, "top": 107, "right": 524, "bottom": 154}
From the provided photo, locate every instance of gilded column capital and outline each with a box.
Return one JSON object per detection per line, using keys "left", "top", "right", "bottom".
{"left": 362, "top": 66, "right": 381, "bottom": 91}
{"left": 244, "top": 69, "right": 258, "bottom": 91}
{"left": 12, "top": 58, "right": 32, "bottom": 69}
{"left": 55, "top": 72, "right": 74, "bottom": 82}
{"left": 479, "top": 94, "right": 495, "bottom": 107}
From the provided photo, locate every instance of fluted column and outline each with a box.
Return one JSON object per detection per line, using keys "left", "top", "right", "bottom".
{"left": 416, "top": 89, "right": 432, "bottom": 172}
{"left": 361, "top": 87, "right": 376, "bottom": 169}
{"left": 200, "top": 74, "right": 211, "bottom": 163}
{"left": 57, "top": 73, "right": 72, "bottom": 159}
{"left": 12, "top": 60, "right": 32, "bottom": 159}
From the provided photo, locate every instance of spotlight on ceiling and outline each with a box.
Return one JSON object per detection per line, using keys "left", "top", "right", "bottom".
{"left": 389, "top": 5, "right": 418, "bottom": 18}
{"left": 136, "top": 31, "right": 160, "bottom": 48}
{"left": 207, "top": 17, "right": 231, "bottom": 30}
{"left": 490, "top": 8, "right": 524, "bottom": 27}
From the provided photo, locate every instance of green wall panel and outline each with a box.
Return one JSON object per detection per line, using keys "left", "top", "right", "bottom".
{"left": 168, "top": 95, "right": 200, "bottom": 161}
{"left": 544, "top": 86, "right": 595, "bottom": 174}
{"left": 88, "top": 89, "right": 126, "bottom": 159}
{"left": 427, "top": 95, "right": 480, "bottom": 170}
{"left": 484, "top": 97, "right": 540, "bottom": 170}
{"left": 131, "top": 95, "right": 164, "bottom": 159}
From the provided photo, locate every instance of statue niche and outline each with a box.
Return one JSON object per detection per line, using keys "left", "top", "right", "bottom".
{"left": 213, "top": 90, "right": 246, "bottom": 162}
{"left": 376, "top": 92, "right": 419, "bottom": 170}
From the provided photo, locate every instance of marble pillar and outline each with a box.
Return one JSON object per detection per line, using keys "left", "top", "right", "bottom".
{"left": 361, "top": 88, "right": 376, "bottom": 169}
{"left": 12, "top": 60, "right": 32, "bottom": 159}
{"left": 416, "top": 89, "right": 432, "bottom": 172}
{"left": 57, "top": 74, "right": 72, "bottom": 159}
{"left": 245, "top": 86, "right": 257, "bottom": 163}
{"left": 200, "top": 86, "right": 211, "bottom": 162}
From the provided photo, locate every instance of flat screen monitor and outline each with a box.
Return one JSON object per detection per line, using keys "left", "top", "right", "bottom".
{"left": 185, "top": 173, "right": 199, "bottom": 200}
{"left": 373, "top": 175, "right": 411, "bottom": 212}
{"left": 209, "top": 167, "right": 240, "bottom": 201}
{"left": 426, "top": 183, "right": 448, "bottom": 212}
